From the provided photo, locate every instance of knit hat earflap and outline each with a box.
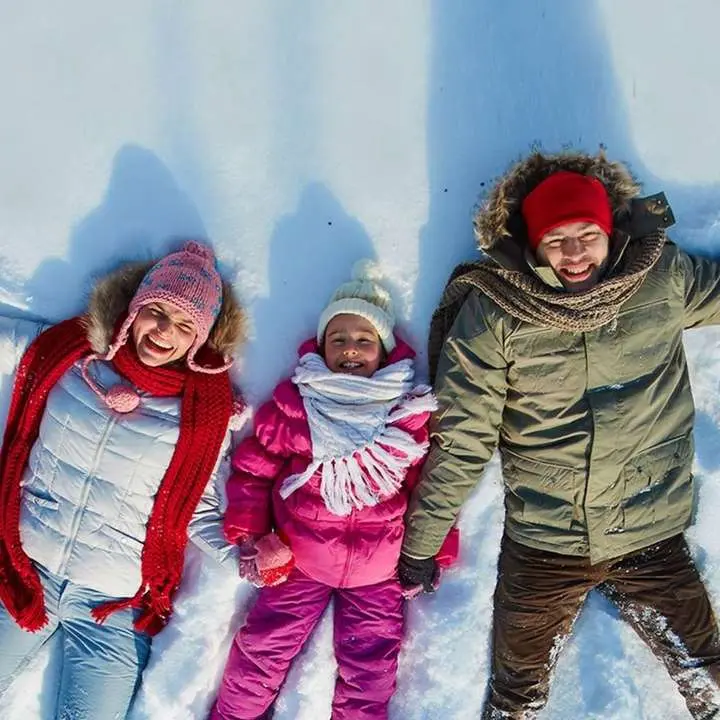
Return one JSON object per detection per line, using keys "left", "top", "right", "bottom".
{"left": 521, "top": 171, "right": 613, "bottom": 249}
{"left": 317, "top": 259, "right": 396, "bottom": 352}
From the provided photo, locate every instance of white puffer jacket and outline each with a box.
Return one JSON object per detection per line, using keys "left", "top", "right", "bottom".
{"left": 0, "top": 261, "right": 246, "bottom": 599}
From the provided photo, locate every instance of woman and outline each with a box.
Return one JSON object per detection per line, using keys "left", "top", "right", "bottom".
{"left": 0, "top": 241, "right": 245, "bottom": 719}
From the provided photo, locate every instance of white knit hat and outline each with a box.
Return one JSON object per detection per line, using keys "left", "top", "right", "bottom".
{"left": 317, "top": 259, "right": 396, "bottom": 352}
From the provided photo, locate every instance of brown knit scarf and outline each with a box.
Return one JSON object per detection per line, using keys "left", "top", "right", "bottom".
{"left": 0, "top": 316, "right": 233, "bottom": 636}
{"left": 428, "top": 231, "right": 666, "bottom": 382}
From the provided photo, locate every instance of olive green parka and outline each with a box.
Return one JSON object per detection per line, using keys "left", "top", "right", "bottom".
{"left": 403, "top": 152, "right": 720, "bottom": 563}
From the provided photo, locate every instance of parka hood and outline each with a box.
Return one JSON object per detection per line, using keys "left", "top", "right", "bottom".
{"left": 85, "top": 260, "right": 247, "bottom": 360}
{"left": 473, "top": 151, "right": 644, "bottom": 267}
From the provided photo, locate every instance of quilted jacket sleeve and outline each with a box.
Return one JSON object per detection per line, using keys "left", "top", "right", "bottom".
{"left": 224, "top": 391, "right": 298, "bottom": 543}
{"left": 0, "top": 313, "right": 50, "bottom": 377}
{"left": 187, "top": 430, "right": 238, "bottom": 567}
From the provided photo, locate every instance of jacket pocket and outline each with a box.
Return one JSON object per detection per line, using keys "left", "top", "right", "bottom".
{"left": 622, "top": 435, "right": 693, "bottom": 528}
{"left": 100, "top": 524, "right": 144, "bottom": 553}
{"left": 23, "top": 487, "right": 60, "bottom": 511}
{"left": 501, "top": 449, "right": 577, "bottom": 530}
{"left": 617, "top": 298, "right": 674, "bottom": 375}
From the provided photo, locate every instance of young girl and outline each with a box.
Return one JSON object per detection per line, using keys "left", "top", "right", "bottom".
{"left": 211, "top": 262, "right": 457, "bottom": 720}
{"left": 0, "top": 241, "right": 245, "bottom": 719}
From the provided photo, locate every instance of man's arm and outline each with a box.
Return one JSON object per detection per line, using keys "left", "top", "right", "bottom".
{"left": 402, "top": 291, "right": 508, "bottom": 559}
{"left": 677, "top": 246, "right": 720, "bottom": 328}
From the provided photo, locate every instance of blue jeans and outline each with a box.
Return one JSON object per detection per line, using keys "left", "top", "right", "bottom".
{"left": 0, "top": 563, "right": 151, "bottom": 720}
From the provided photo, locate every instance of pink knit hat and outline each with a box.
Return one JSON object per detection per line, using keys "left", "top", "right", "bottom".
{"left": 81, "top": 241, "right": 229, "bottom": 413}
{"left": 108, "top": 241, "right": 226, "bottom": 371}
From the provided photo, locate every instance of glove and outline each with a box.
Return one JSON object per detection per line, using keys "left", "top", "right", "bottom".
{"left": 238, "top": 533, "right": 295, "bottom": 588}
{"left": 397, "top": 554, "right": 440, "bottom": 599}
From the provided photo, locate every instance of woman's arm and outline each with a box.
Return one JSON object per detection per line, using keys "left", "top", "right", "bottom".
{"left": 0, "top": 314, "right": 51, "bottom": 376}
{"left": 187, "top": 434, "right": 238, "bottom": 568}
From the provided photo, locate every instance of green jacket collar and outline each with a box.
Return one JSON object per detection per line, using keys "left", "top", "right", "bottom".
{"left": 483, "top": 192, "right": 676, "bottom": 290}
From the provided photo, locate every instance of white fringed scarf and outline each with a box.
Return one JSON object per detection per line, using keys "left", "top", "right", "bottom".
{"left": 279, "top": 352, "right": 437, "bottom": 516}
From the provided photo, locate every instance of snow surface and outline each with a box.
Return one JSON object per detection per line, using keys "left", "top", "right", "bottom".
{"left": 1, "top": 1, "right": 720, "bottom": 718}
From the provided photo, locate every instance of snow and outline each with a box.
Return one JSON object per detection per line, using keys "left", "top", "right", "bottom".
{"left": 1, "top": 1, "right": 720, "bottom": 718}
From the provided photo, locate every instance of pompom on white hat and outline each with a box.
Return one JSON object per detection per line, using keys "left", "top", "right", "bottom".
{"left": 316, "top": 259, "right": 396, "bottom": 352}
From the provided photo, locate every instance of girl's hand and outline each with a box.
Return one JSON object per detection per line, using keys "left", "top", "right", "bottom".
{"left": 237, "top": 534, "right": 295, "bottom": 587}
{"left": 238, "top": 539, "right": 263, "bottom": 586}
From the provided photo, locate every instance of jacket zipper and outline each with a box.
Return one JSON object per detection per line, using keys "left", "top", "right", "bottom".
{"left": 339, "top": 511, "right": 357, "bottom": 587}
{"left": 58, "top": 413, "right": 118, "bottom": 575}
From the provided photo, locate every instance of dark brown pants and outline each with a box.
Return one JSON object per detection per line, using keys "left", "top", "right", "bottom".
{"left": 482, "top": 534, "right": 720, "bottom": 719}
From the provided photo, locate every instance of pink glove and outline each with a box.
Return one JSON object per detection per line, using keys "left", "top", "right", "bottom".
{"left": 238, "top": 533, "right": 294, "bottom": 587}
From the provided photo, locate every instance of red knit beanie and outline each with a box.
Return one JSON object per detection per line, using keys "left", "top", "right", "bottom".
{"left": 521, "top": 171, "right": 613, "bottom": 249}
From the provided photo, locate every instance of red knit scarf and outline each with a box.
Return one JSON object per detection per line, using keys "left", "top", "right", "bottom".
{"left": 0, "top": 316, "right": 233, "bottom": 636}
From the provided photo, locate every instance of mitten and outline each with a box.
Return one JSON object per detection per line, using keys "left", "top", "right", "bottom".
{"left": 238, "top": 533, "right": 294, "bottom": 587}
{"left": 397, "top": 554, "right": 440, "bottom": 599}
{"left": 254, "top": 533, "right": 295, "bottom": 586}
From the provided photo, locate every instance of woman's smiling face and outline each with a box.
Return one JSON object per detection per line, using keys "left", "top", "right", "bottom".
{"left": 131, "top": 301, "right": 197, "bottom": 367}
{"left": 322, "top": 313, "right": 383, "bottom": 378}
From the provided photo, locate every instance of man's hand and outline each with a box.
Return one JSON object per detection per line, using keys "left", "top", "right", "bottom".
{"left": 398, "top": 554, "right": 440, "bottom": 599}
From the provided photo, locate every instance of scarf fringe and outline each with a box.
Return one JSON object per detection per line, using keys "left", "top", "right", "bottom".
{"left": 281, "top": 352, "right": 435, "bottom": 516}
{"left": 91, "top": 593, "right": 140, "bottom": 625}
{"left": 359, "top": 447, "right": 398, "bottom": 497}
{"left": 281, "top": 412, "right": 432, "bottom": 516}
{"left": 91, "top": 583, "right": 174, "bottom": 635}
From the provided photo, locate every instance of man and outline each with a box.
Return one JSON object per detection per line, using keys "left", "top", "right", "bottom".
{"left": 398, "top": 150, "right": 720, "bottom": 719}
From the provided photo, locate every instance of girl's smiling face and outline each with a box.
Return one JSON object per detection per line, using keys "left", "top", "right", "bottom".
{"left": 131, "top": 301, "right": 197, "bottom": 367}
{"left": 322, "top": 313, "right": 383, "bottom": 378}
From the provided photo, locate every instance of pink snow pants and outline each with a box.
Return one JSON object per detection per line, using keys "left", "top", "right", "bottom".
{"left": 210, "top": 568, "right": 405, "bottom": 720}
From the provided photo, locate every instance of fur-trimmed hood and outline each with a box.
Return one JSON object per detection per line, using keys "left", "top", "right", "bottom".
{"left": 84, "top": 260, "right": 247, "bottom": 361}
{"left": 473, "top": 151, "right": 644, "bottom": 264}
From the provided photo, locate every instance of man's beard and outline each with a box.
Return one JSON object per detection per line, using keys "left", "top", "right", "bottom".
{"left": 557, "top": 257, "right": 610, "bottom": 293}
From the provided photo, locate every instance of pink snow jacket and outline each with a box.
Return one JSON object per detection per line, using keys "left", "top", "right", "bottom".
{"left": 225, "top": 337, "right": 458, "bottom": 589}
